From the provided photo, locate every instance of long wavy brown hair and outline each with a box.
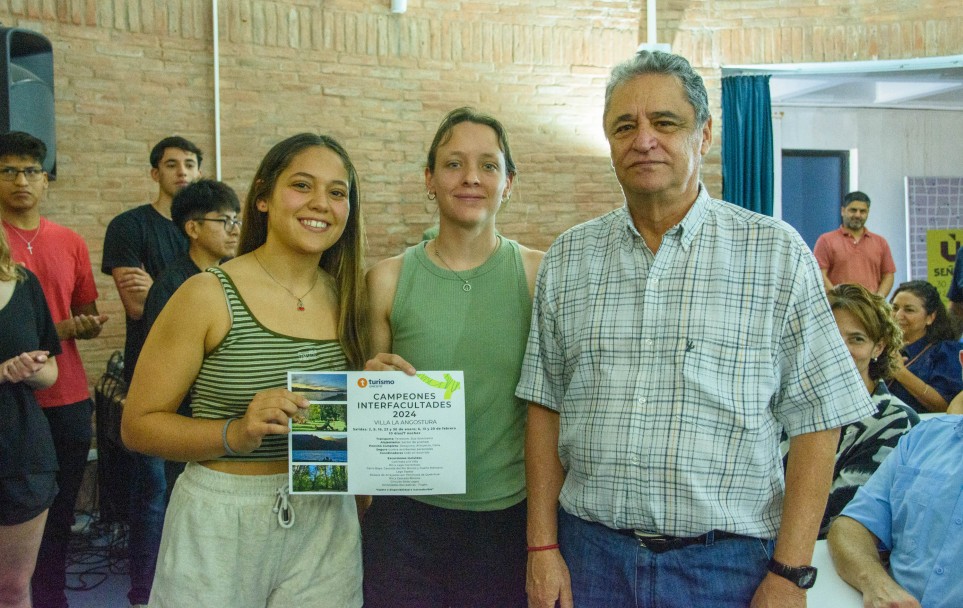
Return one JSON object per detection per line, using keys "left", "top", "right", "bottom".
{"left": 237, "top": 133, "right": 368, "bottom": 369}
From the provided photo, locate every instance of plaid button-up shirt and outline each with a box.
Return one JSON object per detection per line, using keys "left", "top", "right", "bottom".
{"left": 516, "top": 186, "right": 875, "bottom": 538}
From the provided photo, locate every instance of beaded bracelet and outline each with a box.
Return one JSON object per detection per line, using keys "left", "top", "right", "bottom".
{"left": 222, "top": 417, "right": 241, "bottom": 456}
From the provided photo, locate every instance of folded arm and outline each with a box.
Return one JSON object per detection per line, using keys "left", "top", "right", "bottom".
{"left": 111, "top": 266, "right": 153, "bottom": 320}
{"left": 827, "top": 516, "right": 921, "bottom": 608}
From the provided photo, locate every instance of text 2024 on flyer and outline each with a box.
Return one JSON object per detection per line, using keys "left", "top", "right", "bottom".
{"left": 287, "top": 370, "right": 466, "bottom": 495}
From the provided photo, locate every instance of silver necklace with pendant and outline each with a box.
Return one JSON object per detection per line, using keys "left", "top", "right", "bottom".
{"left": 433, "top": 238, "right": 499, "bottom": 293}
{"left": 4, "top": 221, "right": 42, "bottom": 254}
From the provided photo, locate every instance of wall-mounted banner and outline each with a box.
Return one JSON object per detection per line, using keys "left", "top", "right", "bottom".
{"left": 287, "top": 371, "right": 466, "bottom": 495}
{"left": 925, "top": 228, "right": 961, "bottom": 308}
{"left": 905, "top": 176, "right": 963, "bottom": 284}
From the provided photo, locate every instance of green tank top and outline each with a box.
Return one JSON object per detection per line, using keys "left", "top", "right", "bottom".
{"left": 391, "top": 237, "right": 531, "bottom": 510}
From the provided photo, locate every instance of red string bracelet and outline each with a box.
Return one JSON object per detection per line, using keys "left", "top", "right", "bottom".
{"left": 526, "top": 543, "right": 560, "bottom": 552}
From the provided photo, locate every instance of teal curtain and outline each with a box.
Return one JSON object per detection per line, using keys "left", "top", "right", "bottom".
{"left": 722, "top": 75, "right": 773, "bottom": 216}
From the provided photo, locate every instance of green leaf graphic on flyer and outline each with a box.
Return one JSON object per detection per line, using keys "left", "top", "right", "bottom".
{"left": 416, "top": 372, "right": 462, "bottom": 399}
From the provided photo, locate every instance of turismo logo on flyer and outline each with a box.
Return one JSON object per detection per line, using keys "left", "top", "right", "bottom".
{"left": 357, "top": 377, "right": 396, "bottom": 389}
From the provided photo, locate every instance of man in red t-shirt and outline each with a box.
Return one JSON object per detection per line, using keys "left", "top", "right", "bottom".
{"left": 813, "top": 191, "right": 896, "bottom": 297}
{"left": 0, "top": 131, "right": 108, "bottom": 608}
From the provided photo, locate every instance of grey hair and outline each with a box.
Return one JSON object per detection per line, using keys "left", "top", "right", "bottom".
{"left": 603, "top": 50, "right": 710, "bottom": 127}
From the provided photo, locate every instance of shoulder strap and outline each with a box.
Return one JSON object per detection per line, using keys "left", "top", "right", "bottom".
{"left": 205, "top": 267, "right": 238, "bottom": 325}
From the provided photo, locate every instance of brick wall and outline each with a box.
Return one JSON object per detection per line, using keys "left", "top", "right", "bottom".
{"left": 0, "top": 0, "right": 961, "bottom": 387}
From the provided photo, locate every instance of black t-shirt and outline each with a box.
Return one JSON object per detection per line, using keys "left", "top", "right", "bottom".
{"left": 101, "top": 204, "right": 188, "bottom": 382}
{"left": 126, "top": 254, "right": 201, "bottom": 383}
{"left": 1, "top": 268, "right": 62, "bottom": 475}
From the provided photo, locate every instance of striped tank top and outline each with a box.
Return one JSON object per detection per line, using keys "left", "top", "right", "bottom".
{"left": 192, "top": 267, "right": 347, "bottom": 461}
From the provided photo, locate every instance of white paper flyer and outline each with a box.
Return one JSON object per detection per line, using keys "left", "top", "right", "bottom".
{"left": 287, "top": 370, "right": 466, "bottom": 495}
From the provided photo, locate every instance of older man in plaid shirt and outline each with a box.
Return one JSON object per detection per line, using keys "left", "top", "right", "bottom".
{"left": 517, "top": 50, "right": 875, "bottom": 608}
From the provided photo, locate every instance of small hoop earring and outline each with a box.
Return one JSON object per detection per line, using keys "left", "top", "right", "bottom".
{"left": 427, "top": 191, "right": 436, "bottom": 201}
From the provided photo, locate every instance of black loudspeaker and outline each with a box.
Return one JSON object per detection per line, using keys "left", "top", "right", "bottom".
{"left": 0, "top": 27, "right": 56, "bottom": 179}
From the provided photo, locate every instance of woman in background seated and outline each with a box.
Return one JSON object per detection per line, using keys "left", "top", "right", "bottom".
{"left": 888, "top": 280, "right": 963, "bottom": 413}
{"left": 0, "top": 228, "right": 59, "bottom": 608}
{"left": 784, "top": 283, "right": 917, "bottom": 538}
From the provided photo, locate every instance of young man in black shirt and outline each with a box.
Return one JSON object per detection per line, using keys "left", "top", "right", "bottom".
{"left": 101, "top": 136, "right": 202, "bottom": 608}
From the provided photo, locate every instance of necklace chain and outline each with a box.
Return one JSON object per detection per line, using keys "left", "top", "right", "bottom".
{"left": 253, "top": 251, "right": 320, "bottom": 311}
{"left": 3, "top": 220, "right": 42, "bottom": 255}
{"left": 432, "top": 238, "right": 499, "bottom": 293}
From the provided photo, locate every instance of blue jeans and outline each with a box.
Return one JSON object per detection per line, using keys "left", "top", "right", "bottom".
{"left": 558, "top": 508, "right": 774, "bottom": 608}
{"left": 127, "top": 452, "right": 167, "bottom": 604}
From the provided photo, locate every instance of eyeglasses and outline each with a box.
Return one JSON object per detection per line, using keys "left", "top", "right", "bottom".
{"left": 0, "top": 166, "right": 45, "bottom": 182}
{"left": 194, "top": 217, "right": 242, "bottom": 233}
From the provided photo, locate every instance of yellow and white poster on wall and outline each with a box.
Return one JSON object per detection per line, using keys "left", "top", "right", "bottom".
{"left": 925, "top": 229, "right": 962, "bottom": 307}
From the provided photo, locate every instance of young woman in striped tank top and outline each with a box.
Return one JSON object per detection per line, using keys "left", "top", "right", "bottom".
{"left": 122, "top": 133, "right": 368, "bottom": 608}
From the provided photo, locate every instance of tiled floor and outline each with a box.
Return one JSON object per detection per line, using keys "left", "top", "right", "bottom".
{"left": 65, "top": 571, "right": 129, "bottom": 608}
{"left": 63, "top": 514, "right": 132, "bottom": 608}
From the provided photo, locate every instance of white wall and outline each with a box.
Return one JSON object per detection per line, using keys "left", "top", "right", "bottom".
{"left": 774, "top": 106, "right": 963, "bottom": 289}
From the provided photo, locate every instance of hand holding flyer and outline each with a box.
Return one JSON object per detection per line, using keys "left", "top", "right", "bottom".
{"left": 288, "top": 370, "right": 466, "bottom": 495}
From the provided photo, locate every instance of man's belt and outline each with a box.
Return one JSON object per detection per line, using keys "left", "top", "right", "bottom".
{"left": 615, "top": 529, "right": 746, "bottom": 554}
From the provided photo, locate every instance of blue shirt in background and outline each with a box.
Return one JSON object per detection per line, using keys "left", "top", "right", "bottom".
{"left": 840, "top": 415, "right": 963, "bottom": 608}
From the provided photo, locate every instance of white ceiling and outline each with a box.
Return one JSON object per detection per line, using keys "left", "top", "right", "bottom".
{"left": 724, "top": 55, "right": 963, "bottom": 112}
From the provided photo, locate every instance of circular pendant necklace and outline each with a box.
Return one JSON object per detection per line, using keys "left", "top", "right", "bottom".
{"left": 432, "top": 238, "right": 499, "bottom": 293}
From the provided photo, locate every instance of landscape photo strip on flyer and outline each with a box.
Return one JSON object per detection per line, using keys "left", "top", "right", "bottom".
{"left": 287, "top": 370, "right": 466, "bottom": 495}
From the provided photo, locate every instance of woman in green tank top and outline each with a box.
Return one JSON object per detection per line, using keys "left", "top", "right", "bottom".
{"left": 362, "top": 107, "right": 545, "bottom": 608}
{"left": 121, "top": 134, "right": 368, "bottom": 608}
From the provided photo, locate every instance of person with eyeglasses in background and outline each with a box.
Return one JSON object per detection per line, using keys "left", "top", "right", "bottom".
{"left": 100, "top": 135, "right": 203, "bottom": 608}
{"left": 125, "top": 179, "right": 241, "bottom": 499}
{"left": 0, "top": 130, "right": 109, "bottom": 608}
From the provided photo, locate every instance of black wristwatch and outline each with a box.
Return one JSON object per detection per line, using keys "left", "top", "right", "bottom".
{"left": 767, "top": 558, "right": 817, "bottom": 589}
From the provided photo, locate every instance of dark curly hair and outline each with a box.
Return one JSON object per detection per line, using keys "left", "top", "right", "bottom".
{"left": 891, "top": 280, "right": 957, "bottom": 344}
